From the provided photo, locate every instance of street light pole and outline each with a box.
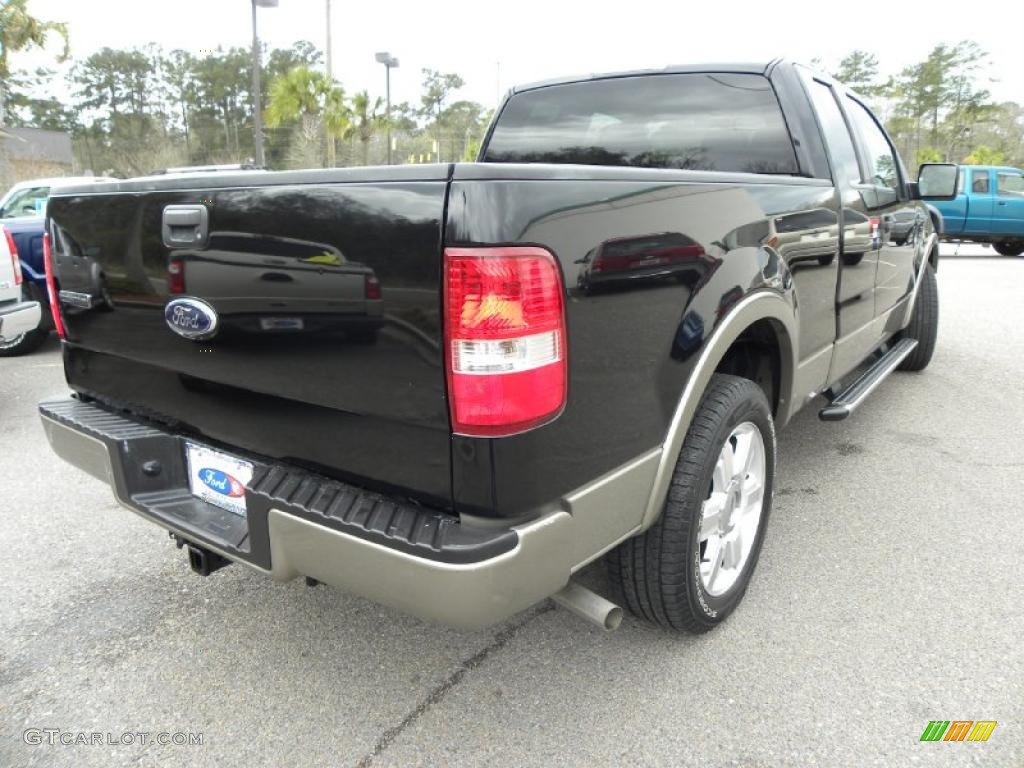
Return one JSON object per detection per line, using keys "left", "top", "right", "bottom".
{"left": 325, "top": 0, "right": 332, "bottom": 80}
{"left": 250, "top": 0, "right": 279, "bottom": 167}
{"left": 375, "top": 52, "right": 399, "bottom": 165}
{"left": 385, "top": 64, "right": 392, "bottom": 164}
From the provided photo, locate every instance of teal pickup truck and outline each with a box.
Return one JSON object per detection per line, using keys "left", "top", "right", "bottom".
{"left": 928, "top": 165, "right": 1024, "bottom": 256}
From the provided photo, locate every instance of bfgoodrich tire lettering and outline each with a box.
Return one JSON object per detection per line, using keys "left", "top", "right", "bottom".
{"left": 607, "top": 373, "right": 776, "bottom": 632}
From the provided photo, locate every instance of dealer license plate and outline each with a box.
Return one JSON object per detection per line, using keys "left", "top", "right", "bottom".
{"left": 185, "top": 442, "right": 254, "bottom": 517}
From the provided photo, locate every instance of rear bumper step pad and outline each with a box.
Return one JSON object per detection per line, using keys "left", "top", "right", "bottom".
{"left": 38, "top": 397, "right": 516, "bottom": 567}
{"left": 40, "top": 395, "right": 582, "bottom": 629}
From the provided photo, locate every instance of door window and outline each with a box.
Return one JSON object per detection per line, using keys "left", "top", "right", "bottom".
{"left": 971, "top": 172, "right": 990, "bottom": 194}
{"left": 997, "top": 172, "right": 1024, "bottom": 197}
{"left": 845, "top": 98, "right": 901, "bottom": 204}
{"left": 805, "top": 78, "right": 860, "bottom": 183}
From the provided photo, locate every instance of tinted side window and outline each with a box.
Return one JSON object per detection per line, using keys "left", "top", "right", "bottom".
{"left": 846, "top": 98, "right": 900, "bottom": 203}
{"left": 997, "top": 171, "right": 1024, "bottom": 197}
{"left": 484, "top": 73, "right": 798, "bottom": 174}
{"left": 972, "top": 172, "right": 990, "bottom": 193}
{"left": 806, "top": 79, "right": 860, "bottom": 183}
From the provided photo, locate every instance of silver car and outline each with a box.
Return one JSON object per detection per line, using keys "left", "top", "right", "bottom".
{"left": 0, "top": 227, "right": 41, "bottom": 351}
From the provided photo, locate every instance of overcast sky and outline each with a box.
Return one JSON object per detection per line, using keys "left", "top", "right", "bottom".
{"left": 20, "top": 0, "right": 1024, "bottom": 110}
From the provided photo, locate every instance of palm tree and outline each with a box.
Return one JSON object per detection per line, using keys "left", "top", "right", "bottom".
{"left": 345, "top": 90, "right": 387, "bottom": 166}
{"left": 323, "top": 85, "right": 350, "bottom": 167}
{"left": 0, "top": 0, "right": 69, "bottom": 126}
{"left": 265, "top": 66, "right": 347, "bottom": 168}
{"left": 265, "top": 66, "right": 328, "bottom": 138}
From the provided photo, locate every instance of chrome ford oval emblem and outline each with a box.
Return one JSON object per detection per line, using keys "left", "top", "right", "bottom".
{"left": 164, "top": 297, "right": 218, "bottom": 340}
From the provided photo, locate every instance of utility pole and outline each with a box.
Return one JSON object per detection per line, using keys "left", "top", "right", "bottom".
{"left": 375, "top": 52, "right": 399, "bottom": 165}
{"left": 325, "top": 0, "right": 332, "bottom": 81}
{"left": 324, "top": 0, "right": 334, "bottom": 167}
{"left": 385, "top": 64, "right": 391, "bottom": 164}
{"left": 250, "top": 0, "right": 279, "bottom": 167}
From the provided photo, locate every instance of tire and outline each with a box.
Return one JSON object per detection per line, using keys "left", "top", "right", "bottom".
{"left": 0, "top": 327, "right": 47, "bottom": 356}
{"left": 97, "top": 274, "right": 115, "bottom": 311}
{"left": 898, "top": 262, "right": 938, "bottom": 372}
{"left": 0, "top": 285, "right": 48, "bottom": 357}
{"left": 993, "top": 241, "right": 1024, "bottom": 257}
{"left": 607, "top": 374, "right": 775, "bottom": 632}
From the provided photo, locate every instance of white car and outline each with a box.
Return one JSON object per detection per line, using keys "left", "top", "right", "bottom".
{"left": 0, "top": 227, "right": 41, "bottom": 350}
{"left": 0, "top": 176, "right": 112, "bottom": 219}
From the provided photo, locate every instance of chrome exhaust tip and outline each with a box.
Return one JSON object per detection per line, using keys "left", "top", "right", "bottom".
{"left": 552, "top": 581, "right": 623, "bottom": 631}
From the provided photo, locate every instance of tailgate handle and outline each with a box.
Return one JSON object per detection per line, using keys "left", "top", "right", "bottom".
{"left": 162, "top": 204, "right": 209, "bottom": 248}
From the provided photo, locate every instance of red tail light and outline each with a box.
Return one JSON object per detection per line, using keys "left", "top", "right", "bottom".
{"left": 167, "top": 257, "right": 186, "bottom": 294}
{"left": 364, "top": 274, "right": 381, "bottom": 300}
{"left": 3, "top": 227, "right": 21, "bottom": 286}
{"left": 443, "top": 246, "right": 567, "bottom": 437}
{"left": 43, "top": 232, "right": 66, "bottom": 339}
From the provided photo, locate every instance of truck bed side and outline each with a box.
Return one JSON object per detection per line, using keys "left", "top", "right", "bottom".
{"left": 446, "top": 164, "right": 837, "bottom": 520}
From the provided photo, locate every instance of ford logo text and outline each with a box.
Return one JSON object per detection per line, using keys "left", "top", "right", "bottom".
{"left": 198, "top": 468, "right": 245, "bottom": 498}
{"left": 164, "top": 297, "right": 218, "bottom": 340}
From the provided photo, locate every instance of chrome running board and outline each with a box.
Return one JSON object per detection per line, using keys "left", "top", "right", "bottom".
{"left": 819, "top": 338, "right": 918, "bottom": 422}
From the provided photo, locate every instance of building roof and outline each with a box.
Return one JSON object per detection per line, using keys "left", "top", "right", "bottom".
{"left": 1, "top": 127, "right": 73, "bottom": 165}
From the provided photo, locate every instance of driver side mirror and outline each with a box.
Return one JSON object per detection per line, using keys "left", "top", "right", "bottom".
{"left": 913, "top": 163, "right": 959, "bottom": 201}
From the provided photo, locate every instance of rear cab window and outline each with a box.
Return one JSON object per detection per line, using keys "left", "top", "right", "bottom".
{"left": 0, "top": 186, "right": 49, "bottom": 218}
{"left": 483, "top": 73, "right": 799, "bottom": 175}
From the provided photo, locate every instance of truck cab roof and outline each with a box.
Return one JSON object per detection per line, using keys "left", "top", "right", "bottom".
{"left": 960, "top": 164, "right": 1024, "bottom": 173}
{"left": 510, "top": 61, "right": 780, "bottom": 94}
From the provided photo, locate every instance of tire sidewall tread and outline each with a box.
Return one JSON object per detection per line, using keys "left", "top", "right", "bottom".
{"left": 898, "top": 262, "right": 938, "bottom": 372}
{"left": 608, "top": 373, "right": 776, "bottom": 633}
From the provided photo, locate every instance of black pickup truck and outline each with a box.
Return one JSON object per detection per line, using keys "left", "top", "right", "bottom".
{"left": 39, "top": 60, "right": 958, "bottom": 633}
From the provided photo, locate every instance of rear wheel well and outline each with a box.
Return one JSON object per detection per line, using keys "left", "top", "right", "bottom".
{"left": 713, "top": 319, "right": 782, "bottom": 416}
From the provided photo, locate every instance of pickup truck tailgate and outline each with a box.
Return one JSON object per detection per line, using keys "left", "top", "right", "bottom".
{"left": 46, "top": 167, "right": 451, "bottom": 505}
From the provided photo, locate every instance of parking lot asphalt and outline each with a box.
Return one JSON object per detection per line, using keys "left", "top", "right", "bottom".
{"left": 1, "top": 244, "right": 1021, "bottom": 768}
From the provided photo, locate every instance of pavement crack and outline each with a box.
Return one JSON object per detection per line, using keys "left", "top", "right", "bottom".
{"left": 355, "top": 602, "right": 554, "bottom": 768}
